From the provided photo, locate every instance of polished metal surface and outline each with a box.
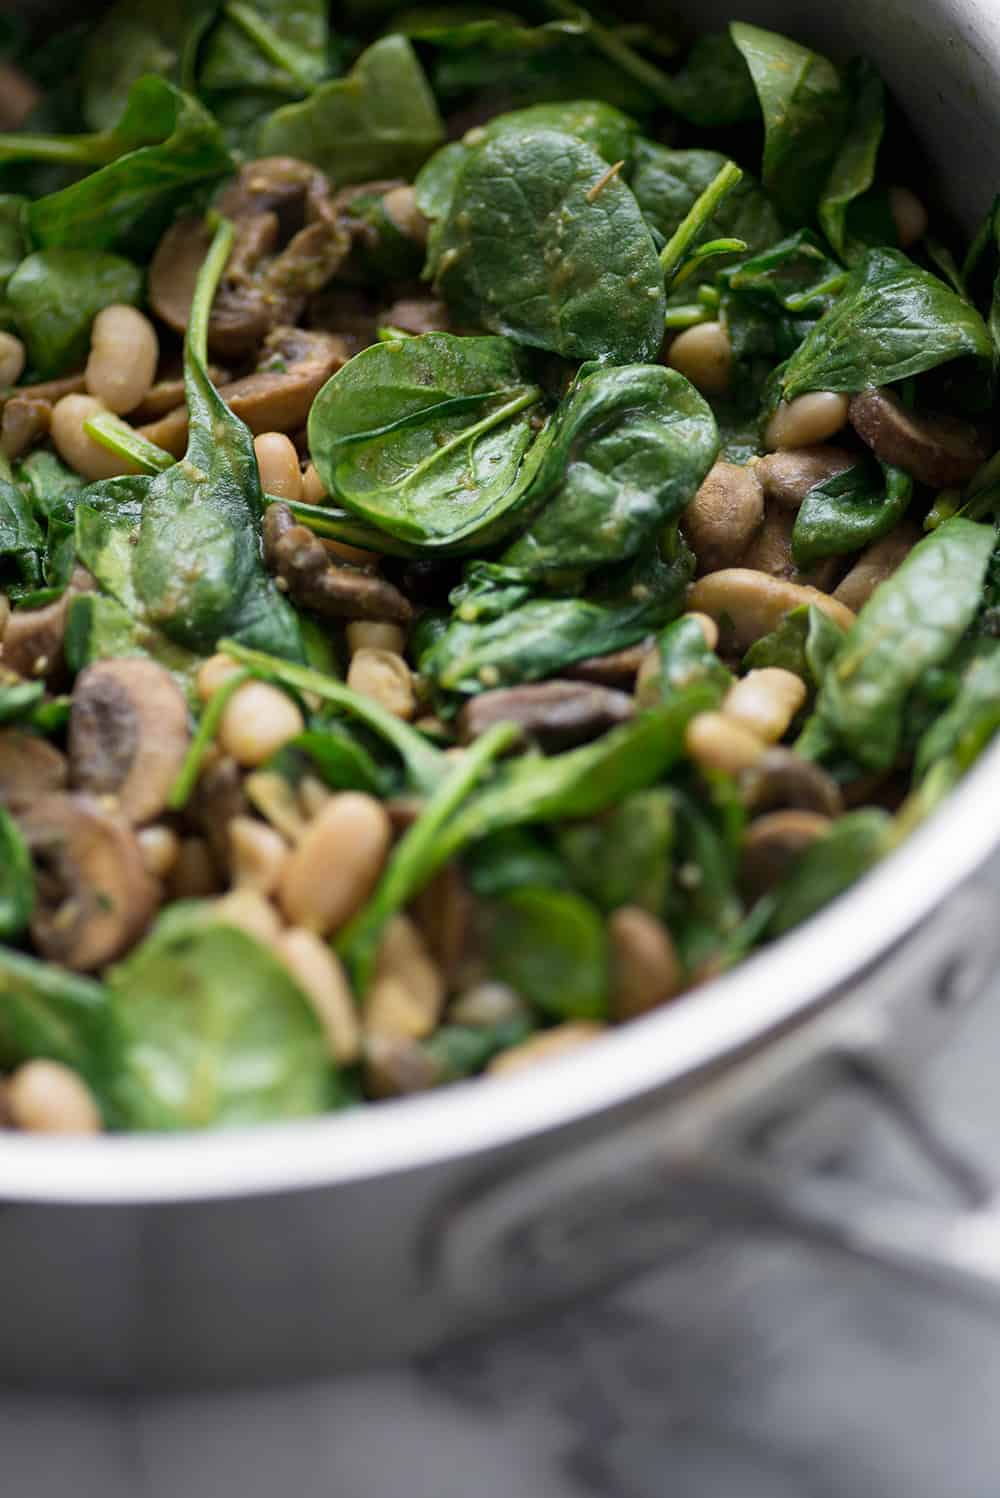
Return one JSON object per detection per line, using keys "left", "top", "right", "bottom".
{"left": 2, "top": 0, "right": 1000, "bottom": 1388}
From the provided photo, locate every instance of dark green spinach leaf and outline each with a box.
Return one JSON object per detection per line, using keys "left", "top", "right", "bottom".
{"left": 818, "top": 58, "right": 886, "bottom": 262}
{"left": 0, "top": 807, "right": 33, "bottom": 942}
{"left": 768, "top": 808, "right": 890, "bottom": 936}
{"left": 200, "top": 0, "right": 330, "bottom": 98}
{"left": 556, "top": 787, "right": 673, "bottom": 914}
{"left": 0, "top": 945, "right": 116, "bottom": 1113}
{"left": 914, "top": 640, "right": 1000, "bottom": 778}
{"left": 486, "top": 886, "right": 608, "bottom": 1020}
{"left": 792, "top": 459, "right": 912, "bottom": 566}
{"left": 6, "top": 248, "right": 142, "bottom": 377}
{"left": 743, "top": 603, "right": 846, "bottom": 688}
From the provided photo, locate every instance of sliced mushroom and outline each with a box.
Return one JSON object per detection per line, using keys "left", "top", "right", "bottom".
{"left": 739, "top": 748, "right": 844, "bottom": 819}
{"left": 264, "top": 502, "right": 412, "bottom": 622}
{"left": 754, "top": 446, "right": 856, "bottom": 508}
{"left": 130, "top": 363, "right": 230, "bottom": 424}
{"left": 1, "top": 567, "right": 95, "bottom": 685}
{"left": 848, "top": 388, "right": 990, "bottom": 487}
{"left": 184, "top": 755, "right": 249, "bottom": 868}
{"left": 2, "top": 372, "right": 86, "bottom": 406}
{"left": 15, "top": 793, "right": 159, "bottom": 971}
{"left": 687, "top": 569, "right": 855, "bottom": 653}
{"left": 565, "top": 639, "right": 652, "bottom": 688}
{"left": 740, "top": 504, "right": 840, "bottom": 591}
{"left": 138, "top": 327, "right": 349, "bottom": 456}
{"left": 681, "top": 461, "right": 764, "bottom": 574}
{"left": 740, "top": 809, "right": 833, "bottom": 894}
{"left": 0, "top": 729, "right": 68, "bottom": 807}
{"left": 68, "top": 658, "right": 191, "bottom": 825}
{"left": 457, "top": 680, "right": 635, "bottom": 750}
{"left": 1, "top": 395, "right": 51, "bottom": 460}
{"left": 832, "top": 524, "right": 921, "bottom": 612}
{"left": 381, "top": 297, "right": 451, "bottom": 335}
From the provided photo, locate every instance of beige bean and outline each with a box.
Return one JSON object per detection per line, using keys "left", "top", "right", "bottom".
{"left": 278, "top": 791, "right": 391, "bottom": 933}
{"left": 0, "top": 330, "right": 26, "bottom": 387}
{"left": 889, "top": 185, "right": 928, "bottom": 248}
{"left": 345, "top": 620, "right": 407, "bottom": 655}
{"left": 245, "top": 770, "right": 309, "bottom": 843}
{"left": 229, "top": 815, "right": 288, "bottom": 894}
{"left": 687, "top": 611, "right": 719, "bottom": 651}
{"left": 297, "top": 774, "right": 330, "bottom": 820}
{"left": 137, "top": 824, "right": 180, "bottom": 879}
{"left": 85, "top": 304, "right": 158, "bottom": 415}
{"left": 383, "top": 183, "right": 429, "bottom": 246}
{"left": 487, "top": 1022, "right": 604, "bottom": 1076}
{"left": 301, "top": 462, "right": 327, "bottom": 505}
{"left": 685, "top": 711, "right": 765, "bottom": 774}
{"left": 667, "top": 321, "right": 732, "bottom": 395}
{"left": 347, "top": 647, "right": 415, "bottom": 720}
{"left": 723, "top": 668, "right": 807, "bottom": 743}
{"left": 365, "top": 914, "right": 445, "bottom": 1039}
{"left": 609, "top": 906, "right": 684, "bottom": 1020}
{"left": 275, "top": 927, "right": 361, "bottom": 1064}
{"left": 687, "top": 569, "right": 855, "bottom": 652}
{"left": 449, "top": 981, "right": 526, "bottom": 1028}
{"left": 682, "top": 461, "right": 763, "bottom": 573}
{"left": 167, "top": 837, "right": 220, "bottom": 898}
{"left": 213, "top": 888, "right": 283, "bottom": 946}
{"left": 6, "top": 1060, "right": 101, "bottom": 1134}
{"left": 218, "top": 681, "right": 304, "bottom": 769}
{"left": 196, "top": 652, "right": 242, "bottom": 703}
{"left": 254, "top": 431, "right": 303, "bottom": 502}
{"left": 833, "top": 526, "right": 919, "bottom": 612}
{"left": 764, "top": 392, "right": 850, "bottom": 451}
{"left": 50, "top": 394, "right": 139, "bottom": 481}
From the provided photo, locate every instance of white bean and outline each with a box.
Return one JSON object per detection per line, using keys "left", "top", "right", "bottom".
{"left": 667, "top": 321, "right": 732, "bottom": 395}
{"left": 684, "top": 711, "right": 765, "bottom": 775}
{"left": 609, "top": 906, "right": 684, "bottom": 1020}
{"left": 278, "top": 792, "right": 391, "bottom": 934}
{"left": 137, "top": 824, "right": 180, "bottom": 879}
{"left": 765, "top": 392, "right": 850, "bottom": 451}
{"left": 212, "top": 889, "right": 283, "bottom": 946}
{"left": 229, "top": 815, "right": 289, "bottom": 894}
{"left": 365, "top": 915, "right": 444, "bottom": 1039}
{"left": 487, "top": 1022, "right": 604, "bottom": 1076}
{"left": 723, "top": 668, "right": 807, "bottom": 743}
{"left": 275, "top": 927, "right": 361, "bottom": 1063}
{"left": 196, "top": 652, "right": 242, "bottom": 704}
{"left": 6, "top": 1060, "right": 101, "bottom": 1134}
{"left": 301, "top": 462, "right": 327, "bottom": 505}
{"left": 218, "top": 682, "right": 304, "bottom": 769}
{"left": 347, "top": 648, "right": 415, "bottom": 720}
{"left": 254, "top": 431, "right": 303, "bottom": 502}
{"left": 0, "top": 329, "right": 26, "bottom": 387}
{"left": 85, "top": 304, "right": 158, "bottom": 415}
{"left": 50, "top": 394, "right": 138, "bottom": 481}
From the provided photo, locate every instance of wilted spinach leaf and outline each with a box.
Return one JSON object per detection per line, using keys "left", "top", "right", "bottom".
{"left": 556, "top": 787, "right": 674, "bottom": 915}
{"left": 818, "top": 58, "right": 887, "bottom": 262}
{"left": 486, "top": 886, "right": 608, "bottom": 1020}
{"left": 650, "top": 613, "right": 732, "bottom": 707}
{"left": 743, "top": 603, "right": 845, "bottom": 689}
{"left": 467, "top": 97, "right": 639, "bottom": 169}
{"left": 0, "top": 807, "right": 33, "bottom": 942}
{"left": 200, "top": 0, "right": 330, "bottom": 98}
{"left": 792, "top": 459, "right": 912, "bottom": 566}
{"left": 0, "top": 945, "right": 116, "bottom": 1113}
{"left": 0, "top": 194, "right": 28, "bottom": 330}
{"left": 661, "top": 30, "right": 758, "bottom": 127}
{"left": 6, "top": 248, "right": 142, "bottom": 377}
{"left": 768, "top": 808, "right": 890, "bottom": 936}
{"left": 914, "top": 640, "right": 1000, "bottom": 778}
{"left": 79, "top": 0, "right": 200, "bottom": 129}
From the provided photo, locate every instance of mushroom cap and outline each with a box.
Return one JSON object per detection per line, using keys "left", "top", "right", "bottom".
{"left": 0, "top": 728, "right": 68, "bottom": 807}
{"left": 68, "top": 658, "right": 192, "bottom": 825}
{"left": 849, "top": 388, "right": 991, "bottom": 488}
{"left": 456, "top": 680, "right": 635, "bottom": 750}
{"left": 0, "top": 567, "right": 95, "bottom": 685}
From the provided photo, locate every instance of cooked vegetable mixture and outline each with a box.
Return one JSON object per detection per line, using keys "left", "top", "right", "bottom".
{"left": 0, "top": 5, "right": 998, "bottom": 1132}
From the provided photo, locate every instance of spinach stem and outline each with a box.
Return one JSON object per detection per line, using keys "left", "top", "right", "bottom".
{"left": 337, "top": 721, "right": 520, "bottom": 991}
{"left": 223, "top": 1, "right": 317, "bottom": 92}
{"left": 669, "top": 236, "right": 748, "bottom": 289}
{"left": 83, "top": 412, "right": 176, "bottom": 474}
{"left": 189, "top": 216, "right": 235, "bottom": 371}
{"left": 663, "top": 305, "right": 711, "bottom": 330}
{"left": 542, "top": 0, "right": 677, "bottom": 107}
{"left": 659, "top": 161, "right": 743, "bottom": 282}
{"left": 286, "top": 499, "right": 422, "bottom": 557}
{"left": 167, "top": 669, "right": 252, "bottom": 811}
{"left": 0, "top": 132, "right": 119, "bottom": 166}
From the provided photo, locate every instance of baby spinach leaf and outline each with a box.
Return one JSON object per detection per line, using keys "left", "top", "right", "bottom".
{"left": 781, "top": 249, "right": 993, "bottom": 400}
{"left": 556, "top": 787, "right": 674, "bottom": 915}
{"left": 29, "top": 77, "right": 232, "bottom": 254}
{"left": 421, "top": 1015, "right": 536, "bottom": 1081}
{"left": 743, "top": 603, "right": 846, "bottom": 689}
{"left": 307, "top": 332, "right": 547, "bottom": 552}
{"left": 660, "top": 30, "right": 758, "bottom": 128}
{"left": 730, "top": 21, "right": 849, "bottom": 228}
{"left": 432, "top": 128, "right": 665, "bottom": 365}
{"left": 719, "top": 230, "right": 845, "bottom": 318}
{"left": 79, "top": 0, "right": 202, "bottom": 129}
{"left": 768, "top": 808, "right": 890, "bottom": 936}
{"left": 107, "top": 909, "right": 335, "bottom": 1130}
{"left": 0, "top": 194, "right": 28, "bottom": 329}
{"left": 666, "top": 787, "right": 744, "bottom": 971}
{"left": 815, "top": 518, "right": 995, "bottom": 770}
{"left": 485, "top": 886, "right": 608, "bottom": 1020}
{"left": 499, "top": 364, "right": 718, "bottom": 578}
{"left": 0, "top": 945, "right": 117, "bottom": 1113}
{"left": 466, "top": 98, "right": 639, "bottom": 170}
{"left": 914, "top": 640, "right": 1000, "bottom": 779}
{"left": 256, "top": 36, "right": 445, "bottom": 185}
{"left": 6, "top": 248, "right": 142, "bottom": 378}
{"left": 818, "top": 58, "right": 886, "bottom": 262}
{"left": 424, "top": 546, "right": 693, "bottom": 694}
{"left": 0, "top": 807, "right": 33, "bottom": 942}
{"left": 289, "top": 729, "right": 387, "bottom": 797}
{"left": 652, "top": 613, "right": 733, "bottom": 707}
{"left": 464, "top": 826, "right": 570, "bottom": 898}
{"left": 792, "top": 459, "right": 913, "bottom": 567}
{"left": 200, "top": 0, "right": 330, "bottom": 98}
{"left": 0, "top": 480, "right": 45, "bottom": 563}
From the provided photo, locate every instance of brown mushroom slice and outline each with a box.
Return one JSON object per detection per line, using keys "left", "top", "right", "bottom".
{"left": 68, "top": 658, "right": 191, "bottom": 825}
{"left": 740, "top": 809, "right": 833, "bottom": 894}
{"left": 1, "top": 396, "right": 51, "bottom": 460}
{"left": 1, "top": 567, "right": 95, "bottom": 685}
{"left": 832, "top": 523, "right": 921, "bottom": 612}
{"left": 754, "top": 446, "right": 856, "bottom": 508}
{"left": 687, "top": 569, "right": 855, "bottom": 654}
{"left": 264, "top": 503, "right": 412, "bottom": 622}
{"left": 16, "top": 793, "right": 159, "bottom": 971}
{"left": 740, "top": 505, "right": 840, "bottom": 591}
{"left": 0, "top": 729, "right": 68, "bottom": 808}
{"left": 681, "top": 461, "right": 764, "bottom": 574}
{"left": 184, "top": 756, "right": 249, "bottom": 868}
{"left": 381, "top": 297, "right": 451, "bottom": 336}
{"left": 130, "top": 363, "right": 231, "bottom": 424}
{"left": 848, "top": 388, "right": 990, "bottom": 487}
{"left": 739, "top": 748, "right": 844, "bottom": 819}
{"left": 565, "top": 639, "right": 652, "bottom": 688}
{"left": 456, "top": 680, "right": 635, "bottom": 751}
{"left": 219, "top": 156, "right": 330, "bottom": 222}
{"left": 4, "top": 372, "right": 86, "bottom": 406}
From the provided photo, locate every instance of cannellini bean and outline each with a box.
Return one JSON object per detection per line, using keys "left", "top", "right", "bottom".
{"left": 687, "top": 611, "right": 719, "bottom": 651}
{"left": 218, "top": 682, "right": 304, "bottom": 769}
{"left": 50, "top": 394, "right": 138, "bottom": 481}
{"left": 5, "top": 1060, "right": 102, "bottom": 1134}
{"left": 383, "top": 184, "right": 429, "bottom": 246}
{"left": 245, "top": 770, "right": 308, "bottom": 843}
{"left": 364, "top": 914, "right": 445, "bottom": 1039}
{"left": 278, "top": 791, "right": 391, "bottom": 934}
{"left": 609, "top": 906, "right": 684, "bottom": 1020}
{"left": 685, "top": 711, "right": 765, "bottom": 775}
{"left": 85, "top": 304, "right": 158, "bottom": 415}
{"left": 347, "top": 647, "right": 415, "bottom": 720}
{"left": 764, "top": 392, "right": 850, "bottom": 451}
{"left": 167, "top": 837, "right": 220, "bottom": 898}
{"left": 254, "top": 431, "right": 303, "bottom": 502}
{"left": 229, "top": 815, "right": 288, "bottom": 894}
{"left": 889, "top": 185, "right": 928, "bottom": 248}
{"left": 301, "top": 462, "right": 327, "bottom": 505}
{"left": 487, "top": 1022, "right": 604, "bottom": 1076}
{"left": 449, "top": 981, "right": 525, "bottom": 1028}
{"left": 213, "top": 888, "right": 283, "bottom": 946}
{"left": 297, "top": 775, "right": 330, "bottom": 820}
{"left": 682, "top": 461, "right": 763, "bottom": 573}
{"left": 345, "top": 620, "right": 407, "bottom": 655}
{"left": 137, "top": 824, "right": 181, "bottom": 879}
{"left": 0, "top": 330, "right": 26, "bottom": 387}
{"left": 196, "top": 652, "right": 242, "bottom": 703}
{"left": 667, "top": 321, "right": 732, "bottom": 395}
{"left": 687, "top": 569, "right": 855, "bottom": 651}
{"left": 275, "top": 927, "right": 361, "bottom": 1064}
{"left": 723, "top": 668, "right": 807, "bottom": 743}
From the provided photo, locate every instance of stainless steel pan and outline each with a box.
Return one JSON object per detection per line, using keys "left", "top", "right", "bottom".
{"left": 3, "top": 0, "right": 1000, "bottom": 1390}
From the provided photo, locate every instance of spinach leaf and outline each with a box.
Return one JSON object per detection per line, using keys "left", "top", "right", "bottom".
{"left": 200, "top": 0, "right": 330, "bottom": 98}
{"left": 556, "top": 787, "right": 674, "bottom": 915}
{"left": 818, "top": 58, "right": 886, "bottom": 262}
{"left": 719, "top": 231, "right": 845, "bottom": 318}
{"left": 781, "top": 249, "right": 993, "bottom": 401}
{"left": 307, "top": 332, "right": 547, "bottom": 552}
{"left": 666, "top": 786, "right": 744, "bottom": 971}
{"left": 768, "top": 808, "right": 890, "bottom": 936}
{"left": 660, "top": 30, "right": 758, "bottom": 128}
{"left": 485, "top": 886, "right": 608, "bottom": 1020}
{"left": 0, "top": 194, "right": 28, "bottom": 329}
{"left": 730, "top": 21, "right": 849, "bottom": 227}
{"left": 432, "top": 128, "right": 665, "bottom": 365}
{"left": 289, "top": 729, "right": 388, "bottom": 797}
{"left": 743, "top": 603, "right": 846, "bottom": 688}
{"left": 815, "top": 518, "right": 995, "bottom": 770}
{"left": 424, "top": 545, "right": 693, "bottom": 694}
{"left": 651, "top": 613, "right": 732, "bottom": 706}
{"left": 0, "top": 480, "right": 45, "bottom": 569}
{"left": 464, "top": 826, "right": 570, "bottom": 898}
{"left": 0, "top": 945, "right": 117, "bottom": 1112}
{"left": 914, "top": 640, "right": 1000, "bottom": 778}
{"left": 467, "top": 98, "right": 639, "bottom": 169}
{"left": 107, "top": 908, "right": 335, "bottom": 1130}
{"left": 0, "top": 807, "right": 33, "bottom": 942}
{"left": 499, "top": 364, "right": 718, "bottom": 578}
{"left": 6, "top": 249, "right": 142, "bottom": 378}
{"left": 29, "top": 77, "right": 232, "bottom": 254}
{"left": 79, "top": 0, "right": 200, "bottom": 129}
{"left": 792, "top": 459, "right": 913, "bottom": 567}
{"left": 256, "top": 36, "right": 444, "bottom": 184}
{"left": 421, "top": 1015, "right": 536, "bottom": 1080}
